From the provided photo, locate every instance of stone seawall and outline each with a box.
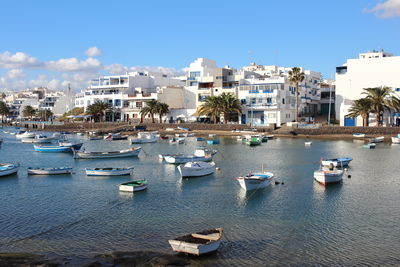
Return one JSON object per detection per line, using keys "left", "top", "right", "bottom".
{"left": 294, "top": 126, "right": 400, "bottom": 135}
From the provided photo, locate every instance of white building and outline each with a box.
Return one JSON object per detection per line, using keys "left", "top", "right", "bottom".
{"left": 76, "top": 71, "right": 186, "bottom": 122}
{"left": 336, "top": 50, "right": 400, "bottom": 126}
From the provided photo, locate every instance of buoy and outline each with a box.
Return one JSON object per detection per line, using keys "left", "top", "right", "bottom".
{"left": 281, "top": 182, "right": 284, "bottom": 185}
{"left": 348, "top": 175, "right": 351, "bottom": 178}
{"left": 216, "top": 167, "right": 221, "bottom": 171}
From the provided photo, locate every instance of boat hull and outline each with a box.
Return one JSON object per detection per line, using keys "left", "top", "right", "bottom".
{"left": 119, "top": 183, "right": 147, "bottom": 192}
{"left": 27, "top": 168, "right": 72, "bottom": 175}
{"left": 237, "top": 177, "right": 271, "bottom": 190}
{"left": 130, "top": 137, "right": 158, "bottom": 144}
{"left": 313, "top": 170, "right": 343, "bottom": 185}
{"left": 164, "top": 155, "right": 213, "bottom": 164}
{"left": 34, "top": 145, "right": 71, "bottom": 152}
{"left": 168, "top": 239, "right": 221, "bottom": 256}
{"left": 0, "top": 165, "right": 19, "bottom": 177}
{"left": 392, "top": 137, "right": 400, "bottom": 144}
{"left": 86, "top": 168, "right": 133, "bottom": 176}
{"left": 178, "top": 163, "right": 215, "bottom": 178}
{"left": 321, "top": 158, "right": 352, "bottom": 167}
{"left": 74, "top": 148, "right": 141, "bottom": 159}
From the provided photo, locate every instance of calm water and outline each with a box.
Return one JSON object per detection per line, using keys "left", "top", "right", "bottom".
{"left": 1, "top": 128, "right": 400, "bottom": 266}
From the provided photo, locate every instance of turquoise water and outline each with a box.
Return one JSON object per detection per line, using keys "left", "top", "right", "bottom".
{"left": 1, "top": 128, "right": 400, "bottom": 266}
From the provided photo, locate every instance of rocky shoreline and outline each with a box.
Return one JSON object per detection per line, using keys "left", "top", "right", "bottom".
{"left": 0, "top": 251, "right": 206, "bottom": 267}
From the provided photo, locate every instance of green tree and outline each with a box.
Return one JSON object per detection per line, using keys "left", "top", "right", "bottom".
{"left": 219, "top": 93, "right": 242, "bottom": 124}
{"left": 362, "top": 86, "right": 392, "bottom": 126}
{"left": 140, "top": 99, "right": 159, "bottom": 123}
{"left": 347, "top": 98, "right": 371, "bottom": 127}
{"left": 86, "top": 101, "right": 110, "bottom": 122}
{"left": 37, "top": 109, "right": 54, "bottom": 121}
{"left": 198, "top": 96, "right": 223, "bottom": 124}
{"left": 0, "top": 101, "right": 9, "bottom": 122}
{"left": 22, "top": 105, "right": 36, "bottom": 119}
{"left": 156, "top": 102, "right": 169, "bottom": 123}
{"left": 288, "top": 67, "right": 305, "bottom": 122}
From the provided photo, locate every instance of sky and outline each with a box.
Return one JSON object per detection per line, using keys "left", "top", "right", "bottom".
{"left": 0, "top": 0, "right": 400, "bottom": 91}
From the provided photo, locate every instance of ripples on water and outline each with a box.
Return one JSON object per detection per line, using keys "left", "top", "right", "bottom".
{"left": 1, "top": 129, "right": 400, "bottom": 266}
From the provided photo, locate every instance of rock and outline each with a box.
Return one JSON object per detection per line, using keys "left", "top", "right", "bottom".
{"left": 0, "top": 253, "right": 60, "bottom": 267}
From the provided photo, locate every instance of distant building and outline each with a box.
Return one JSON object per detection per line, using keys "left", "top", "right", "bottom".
{"left": 336, "top": 50, "right": 400, "bottom": 126}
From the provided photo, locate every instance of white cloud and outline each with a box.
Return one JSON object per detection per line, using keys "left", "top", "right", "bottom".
{"left": 104, "top": 63, "right": 128, "bottom": 75}
{"left": 85, "top": 46, "right": 102, "bottom": 57}
{"left": 0, "top": 51, "right": 41, "bottom": 69}
{"left": 46, "top": 57, "right": 102, "bottom": 72}
{"left": 6, "top": 69, "right": 26, "bottom": 79}
{"left": 365, "top": 0, "right": 400, "bottom": 18}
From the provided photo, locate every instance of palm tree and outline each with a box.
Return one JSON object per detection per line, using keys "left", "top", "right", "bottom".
{"left": 22, "top": 105, "right": 36, "bottom": 119}
{"left": 347, "top": 98, "right": 371, "bottom": 127}
{"left": 140, "top": 99, "right": 158, "bottom": 123}
{"left": 288, "top": 67, "right": 305, "bottom": 122}
{"left": 362, "top": 86, "right": 392, "bottom": 126}
{"left": 86, "top": 101, "right": 111, "bottom": 122}
{"left": 156, "top": 102, "right": 169, "bottom": 123}
{"left": 37, "top": 109, "right": 54, "bottom": 121}
{"left": 0, "top": 101, "right": 9, "bottom": 122}
{"left": 219, "top": 93, "right": 242, "bottom": 123}
{"left": 198, "top": 96, "right": 223, "bottom": 124}
{"left": 387, "top": 95, "right": 400, "bottom": 113}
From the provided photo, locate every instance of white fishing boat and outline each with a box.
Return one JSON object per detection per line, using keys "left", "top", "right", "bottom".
{"left": 391, "top": 136, "right": 400, "bottom": 144}
{"left": 236, "top": 171, "right": 274, "bottom": 191}
{"left": 168, "top": 228, "right": 223, "bottom": 256}
{"left": 370, "top": 136, "right": 384, "bottom": 143}
{"left": 169, "top": 137, "right": 185, "bottom": 144}
{"left": 21, "top": 134, "right": 55, "bottom": 143}
{"left": 27, "top": 167, "right": 73, "bottom": 175}
{"left": 353, "top": 133, "right": 365, "bottom": 138}
{"left": 15, "top": 131, "right": 35, "bottom": 139}
{"left": 73, "top": 147, "right": 141, "bottom": 159}
{"left": 163, "top": 147, "right": 217, "bottom": 164}
{"left": 321, "top": 157, "right": 352, "bottom": 167}
{"left": 85, "top": 167, "right": 134, "bottom": 176}
{"left": 313, "top": 167, "right": 343, "bottom": 185}
{"left": 130, "top": 131, "right": 158, "bottom": 144}
{"left": 178, "top": 162, "right": 216, "bottom": 178}
{"left": 305, "top": 141, "right": 312, "bottom": 146}
{"left": 363, "top": 143, "right": 376, "bottom": 149}
{"left": 119, "top": 180, "right": 148, "bottom": 192}
{"left": 0, "top": 163, "right": 19, "bottom": 177}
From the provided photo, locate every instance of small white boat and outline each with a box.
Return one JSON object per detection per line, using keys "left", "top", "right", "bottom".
{"left": 353, "top": 133, "right": 365, "bottom": 138}
{"left": 391, "top": 136, "right": 400, "bottom": 144}
{"left": 104, "top": 133, "right": 128, "bottom": 140}
{"left": 321, "top": 157, "right": 353, "bottom": 167}
{"left": 305, "top": 141, "right": 312, "bottom": 146}
{"left": 363, "top": 143, "right": 376, "bottom": 149}
{"left": 208, "top": 134, "right": 216, "bottom": 137}
{"left": 175, "top": 133, "right": 186, "bottom": 137}
{"left": 264, "top": 135, "right": 274, "bottom": 139}
{"left": 130, "top": 131, "right": 158, "bottom": 144}
{"left": 163, "top": 147, "right": 217, "bottom": 164}
{"left": 15, "top": 131, "right": 35, "bottom": 139}
{"left": 0, "top": 163, "right": 19, "bottom": 177}
{"left": 27, "top": 167, "right": 73, "bottom": 175}
{"left": 314, "top": 167, "right": 343, "bottom": 185}
{"left": 85, "top": 167, "right": 134, "bottom": 176}
{"left": 73, "top": 147, "right": 141, "bottom": 159}
{"left": 169, "top": 137, "right": 185, "bottom": 144}
{"left": 168, "top": 228, "right": 223, "bottom": 256}
{"left": 370, "top": 136, "right": 384, "bottom": 143}
{"left": 77, "top": 132, "right": 85, "bottom": 136}
{"left": 21, "top": 134, "right": 55, "bottom": 143}
{"left": 178, "top": 162, "right": 216, "bottom": 178}
{"left": 236, "top": 171, "right": 274, "bottom": 191}
{"left": 244, "top": 135, "right": 262, "bottom": 146}
{"left": 119, "top": 180, "right": 148, "bottom": 192}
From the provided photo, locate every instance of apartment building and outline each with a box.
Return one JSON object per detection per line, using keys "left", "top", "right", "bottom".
{"left": 336, "top": 50, "right": 400, "bottom": 126}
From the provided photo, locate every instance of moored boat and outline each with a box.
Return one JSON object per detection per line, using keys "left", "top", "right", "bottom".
{"left": 196, "top": 137, "right": 205, "bottom": 141}
{"left": 313, "top": 168, "right": 343, "bottom": 185}
{"left": 353, "top": 133, "right": 365, "bottom": 138}
{"left": 169, "top": 137, "right": 185, "bottom": 144}
{"left": 119, "top": 180, "right": 148, "bottom": 192}
{"left": 305, "top": 141, "right": 312, "bottom": 146}
{"left": 261, "top": 136, "right": 269, "bottom": 143}
{"left": 163, "top": 147, "right": 217, "bottom": 164}
{"left": 391, "top": 136, "right": 400, "bottom": 144}
{"left": 104, "top": 133, "right": 128, "bottom": 141}
{"left": 370, "top": 136, "right": 384, "bottom": 143}
{"left": 86, "top": 167, "right": 134, "bottom": 176}
{"left": 34, "top": 144, "right": 75, "bottom": 152}
{"left": 130, "top": 131, "right": 158, "bottom": 144}
{"left": 0, "top": 163, "right": 19, "bottom": 177}
{"left": 15, "top": 131, "right": 35, "bottom": 139}
{"left": 245, "top": 135, "right": 262, "bottom": 146}
{"left": 27, "top": 167, "right": 73, "bottom": 175}
{"left": 207, "top": 139, "right": 220, "bottom": 145}
{"left": 321, "top": 157, "right": 352, "bottom": 167}
{"left": 168, "top": 228, "right": 223, "bottom": 255}
{"left": 363, "top": 143, "right": 376, "bottom": 149}
{"left": 236, "top": 171, "right": 274, "bottom": 191}
{"left": 21, "top": 134, "right": 55, "bottom": 143}
{"left": 178, "top": 162, "right": 216, "bottom": 178}
{"left": 73, "top": 147, "right": 141, "bottom": 159}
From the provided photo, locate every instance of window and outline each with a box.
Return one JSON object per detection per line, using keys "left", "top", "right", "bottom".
{"left": 241, "top": 99, "right": 246, "bottom": 104}
{"left": 190, "top": 81, "right": 198, "bottom": 86}
{"left": 282, "top": 98, "right": 285, "bottom": 104}
{"left": 123, "top": 101, "right": 129, "bottom": 107}
{"left": 216, "top": 76, "right": 223, "bottom": 79}
{"left": 114, "top": 99, "right": 121, "bottom": 107}
{"left": 190, "top": 71, "right": 200, "bottom": 78}
{"left": 250, "top": 98, "right": 256, "bottom": 104}
{"left": 267, "top": 97, "right": 272, "bottom": 104}
{"left": 136, "top": 102, "right": 143, "bottom": 108}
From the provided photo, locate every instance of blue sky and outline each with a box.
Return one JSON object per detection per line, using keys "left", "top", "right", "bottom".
{"left": 1, "top": 0, "right": 400, "bottom": 90}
